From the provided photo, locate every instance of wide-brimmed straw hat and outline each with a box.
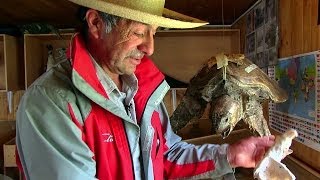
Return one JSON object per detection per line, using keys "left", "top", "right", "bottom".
{"left": 67, "top": 0, "right": 208, "bottom": 28}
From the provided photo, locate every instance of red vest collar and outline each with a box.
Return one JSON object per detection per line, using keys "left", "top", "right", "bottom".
{"left": 68, "top": 33, "right": 109, "bottom": 98}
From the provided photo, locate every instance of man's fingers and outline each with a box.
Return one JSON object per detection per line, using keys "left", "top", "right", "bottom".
{"left": 255, "top": 147, "right": 266, "bottom": 164}
{"left": 268, "top": 135, "right": 275, "bottom": 140}
{"left": 256, "top": 135, "right": 275, "bottom": 147}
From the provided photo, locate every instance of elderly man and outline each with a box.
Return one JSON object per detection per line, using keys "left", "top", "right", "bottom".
{"left": 16, "top": 0, "right": 275, "bottom": 179}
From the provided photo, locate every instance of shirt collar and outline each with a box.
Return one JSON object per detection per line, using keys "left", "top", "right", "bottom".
{"left": 90, "top": 55, "right": 138, "bottom": 97}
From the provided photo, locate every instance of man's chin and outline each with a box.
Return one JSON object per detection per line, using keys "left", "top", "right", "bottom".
{"left": 119, "top": 69, "right": 135, "bottom": 75}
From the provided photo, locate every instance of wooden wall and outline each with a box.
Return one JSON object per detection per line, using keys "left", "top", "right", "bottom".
{"left": 232, "top": 0, "right": 320, "bottom": 172}
{"left": 279, "top": 0, "right": 320, "bottom": 58}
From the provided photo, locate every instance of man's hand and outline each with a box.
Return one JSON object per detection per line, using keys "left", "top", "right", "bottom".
{"left": 227, "top": 135, "right": 275, "bottom": 168}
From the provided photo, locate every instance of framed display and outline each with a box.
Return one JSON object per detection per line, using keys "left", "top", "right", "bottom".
{"left": 245, "top": 0, "right": 279, "bottom": 72}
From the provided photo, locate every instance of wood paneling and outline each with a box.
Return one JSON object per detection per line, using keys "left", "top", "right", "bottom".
{"left": 279, "top": 0, "right": 320, "bottom": 58}
{"left": 311, "top": 0, "right": 320, "bottom": 50}
{"left": 279, "top": 0, "right": 293, "bottom": 57}
{"left": 283, "top": 156, "right": 320, "bottom": 180}
{"left": 0, "top": 39, "right": 4, "bottom": 90}
{"left": 303, "top": 0, "right": 313, "bottom": 53}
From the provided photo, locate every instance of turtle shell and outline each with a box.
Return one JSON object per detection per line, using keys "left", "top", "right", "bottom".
{"left": 226, "top": 57, "right": 288, "bottom": 103}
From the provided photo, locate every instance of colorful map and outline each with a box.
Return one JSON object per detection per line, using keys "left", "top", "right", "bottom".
{"left": 269, "top": 51, "right": 320, "bottom": 152}
{"left": 275, "top": 54, "right": 316, "bottom": 121}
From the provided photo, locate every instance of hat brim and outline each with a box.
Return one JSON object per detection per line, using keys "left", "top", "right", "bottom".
{"left": 68, "top": 0, "right": 208, "bottom": 28}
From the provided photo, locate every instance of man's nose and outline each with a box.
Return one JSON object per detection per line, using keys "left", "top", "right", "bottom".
{"left": 138, "top": 34, "right": 154, "bottom": 56}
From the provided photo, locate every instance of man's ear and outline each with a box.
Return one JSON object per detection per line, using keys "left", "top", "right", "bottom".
{"left": 85, "top": 9, "right": 104, "bottom": 39}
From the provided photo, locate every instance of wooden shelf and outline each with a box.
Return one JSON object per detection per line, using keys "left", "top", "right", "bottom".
{"left": 0, "top": 90, "right": 25, "bottom": 121}
{"left": 151, "top": 29, "right": 240, "bottom": 83}
{"left": 3, "top": 137, "right": 16, "bottom": 168}
{"left": 24, "top": 33, "right": 74, "bottom": 89}
{"left": 3, "top": 137, "right": 22, "bottom": 180}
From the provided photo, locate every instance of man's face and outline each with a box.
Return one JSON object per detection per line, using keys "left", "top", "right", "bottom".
{"left": 98, "top": 19, "right": 158, "bottom": 75}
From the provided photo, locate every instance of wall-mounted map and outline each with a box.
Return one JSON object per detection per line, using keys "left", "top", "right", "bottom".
{"left": 269, "top": 50, "right": 320, "bottom": 152}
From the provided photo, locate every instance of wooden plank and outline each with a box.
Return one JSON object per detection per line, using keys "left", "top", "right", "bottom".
{"left": 0, "top": 121, "right": 15, "bottom": 144}
{"left": 3, "top": 138, "right": 16, "bottom": 168}
{"left": 24, "top": 35, "right": 42, "bottom": 89}
{"left": 291, "top": 0, "right": 304, "bottom": 55}
{"left": 283, "top": 156, "right": 320, "bottom": 180}
{"left": 303, "top": 0, "right": 313, "bottom": 53}
{"left": 279, "top": 0, "right": 320, "bottom": 58}
{"left": 4, "top": 35, "right": 23, "bottom": 91}
{"left": 0, "top": 92, "right": 8, "bottom": 120}
{"left": 279, "top": 0, "right": 293, "bottom": 58}
{"left": 311, "top": 0, "right": 320, "bottom": 51}
{"left": 291, "top": 138, "right": 320, "bottom": 172}
{"left": 318, "top": 0, "right": 320, "bottom": 49}
{"left": 0, "top": 121, "right": 15, "bottom": 171}
{"left": 0, "top": 36, "right": 5, "bottom": 90}
{"left": 152, "top": 30, "right": 240, "bottom": 83}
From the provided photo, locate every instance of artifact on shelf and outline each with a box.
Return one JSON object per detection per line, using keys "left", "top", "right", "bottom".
{"left": 46, "top": 44, "right": 67, "bottom": 72}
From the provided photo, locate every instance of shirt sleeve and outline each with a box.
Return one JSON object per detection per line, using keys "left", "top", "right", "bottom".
{"left": 158, "top": 102, "right": 235, "bottom": 180}
{"left": 16, "top": 85, "right": 97, "bottom": 180}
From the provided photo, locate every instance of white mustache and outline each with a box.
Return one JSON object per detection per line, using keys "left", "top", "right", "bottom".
{"left": 128, "top": 49, "right": 144, "bottom": 59}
